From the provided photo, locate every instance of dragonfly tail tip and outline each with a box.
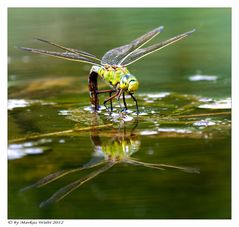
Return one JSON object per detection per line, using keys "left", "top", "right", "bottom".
{"left": 18, "top": 46, "right": 32, "bottom": 52}
{"left": 188, "top": 29, "right": 196, "bottom": 35}
{"left": 35, "top": 37, "right": 49, "bottom": 43}
{"left": 158, "top": 26, "right": 164, "bottom": 32}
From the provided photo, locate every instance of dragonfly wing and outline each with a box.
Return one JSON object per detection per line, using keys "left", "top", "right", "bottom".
{"left": 36, "top": 38, "right": 101, "bottom": 62}
{"left": 101, "top": 26, "right": 164, "bottom": 65}
{"left": 122, "top": 29, "right": 195, "bottom": 66}
{"left": 20, "top": 47, "right": 101, "bottom": 66}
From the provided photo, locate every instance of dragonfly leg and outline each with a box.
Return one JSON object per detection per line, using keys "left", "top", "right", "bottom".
{"left": 130, "top": 93, "right": 139, "bottom": 115}
{"left": 122, "top": 92, "right": 128, "bottom": 111}
{"left": 103, "top": 89, "right": 121, "bottom": 112}
{"left": 96, "top": 89, "right": 116, "bottom": 94}
{"left": 109, "top": 91, "right": 113, "bottom": 112}
{"left": 117, "top": 89, "right": 123, "bottom": 111}
{"left": 96, "top": 89, "right": 116, "bottom": 111}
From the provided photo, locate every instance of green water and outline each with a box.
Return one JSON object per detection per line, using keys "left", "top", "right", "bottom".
{"left": 8, "top": 8, "right": 231, "bottom": 219}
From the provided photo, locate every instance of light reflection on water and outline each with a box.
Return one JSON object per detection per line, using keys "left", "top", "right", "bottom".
{"left": 188, "top": 74, "right": 218, "bottom": 81}
{"left": 8, "top": 99, "right": 55, "bottom": 110}
{"left": 8, "top": 139, "right": 52, "bottom": 160}
{"left": 198, "top": 98, "right": 231, "bottom": 109}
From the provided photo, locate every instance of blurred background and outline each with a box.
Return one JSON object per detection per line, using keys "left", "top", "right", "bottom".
{"left": 8, "top": 8, "right": 231, "bottom": 98}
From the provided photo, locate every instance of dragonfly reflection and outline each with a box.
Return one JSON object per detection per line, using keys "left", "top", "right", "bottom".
{"left": 21, "top": 122, "right": 199, "bottom": 207}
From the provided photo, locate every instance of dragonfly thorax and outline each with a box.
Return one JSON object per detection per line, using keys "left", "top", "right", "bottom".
{"left": 93, "top": 65, "right": 139, "bottom": 93}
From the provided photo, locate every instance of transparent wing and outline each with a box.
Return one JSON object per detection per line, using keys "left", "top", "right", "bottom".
{"left": 20, "top": 47, "right": 102, "bottom": 66}
{"left": 39, "top": 162, "right": 114, "bottom": 208}
{"left": 122, "top": 29, "right": 195, "bottom": 66}
{"left": 101, "top": 26, "right": 164, "bottom": 65}
{"left": 35, "top": 38, "right": 102, "bottom": 63}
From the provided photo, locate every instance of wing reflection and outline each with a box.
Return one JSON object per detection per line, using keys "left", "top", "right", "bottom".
{"left": 21, "top": 120, "right": 199, "bottom": 207}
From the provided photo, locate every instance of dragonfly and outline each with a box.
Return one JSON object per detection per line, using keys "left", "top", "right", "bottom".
{"left": 20, "top": 26, "right": 195, "bottom": 114}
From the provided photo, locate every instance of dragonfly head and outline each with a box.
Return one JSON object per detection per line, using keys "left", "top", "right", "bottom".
{"left": 120, "top": 74, "right": 139, "bottom": 93}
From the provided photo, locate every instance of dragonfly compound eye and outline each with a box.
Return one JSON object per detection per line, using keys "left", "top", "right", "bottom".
{"left": 128, "top": 79, "right": 139, "bottom": 93}
{"left": 120, "top": 74, "right": 139, "bottom": 92}
{"left": 119, "top": 74, "right": 130, "bottom": 90}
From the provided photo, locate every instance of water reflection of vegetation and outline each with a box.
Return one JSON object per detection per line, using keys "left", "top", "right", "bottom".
{"left": 21, "top": 120, "right": 199, "bottom": 208}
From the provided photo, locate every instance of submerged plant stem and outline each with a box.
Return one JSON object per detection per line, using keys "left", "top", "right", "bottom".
{"left": 174, "top": 111, "right": 231, "bottom": 119}
{"left": 9, "top": 123, "right": 113, "bottom": 143}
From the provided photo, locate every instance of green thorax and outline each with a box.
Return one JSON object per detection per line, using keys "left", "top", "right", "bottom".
{"left": 98, "top": 65, "right": 130, "bottom": 87}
